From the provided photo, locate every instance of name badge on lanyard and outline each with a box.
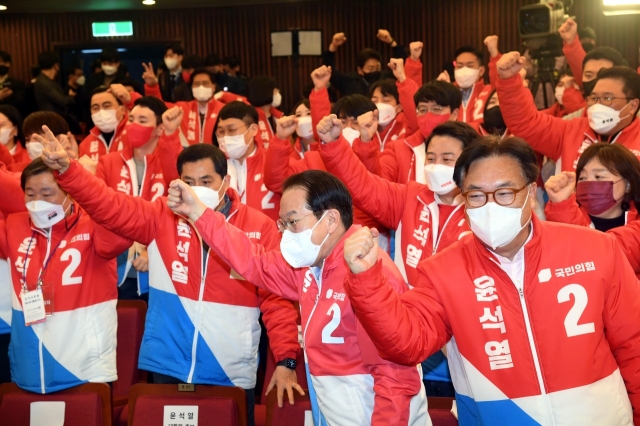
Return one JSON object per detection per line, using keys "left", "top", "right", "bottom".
{"left": 21, "top": 288, "right": 46, "bottom": 326}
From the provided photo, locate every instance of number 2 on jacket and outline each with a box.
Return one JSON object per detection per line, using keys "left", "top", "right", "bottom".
{"left": 558, "top": 284, "right": 595, "bottom": 337}
{"left": 61, "top": 248, "right": 83, "bottom": 285}
{"left": 322, "top": 303, "right": 344, "bottom": 344}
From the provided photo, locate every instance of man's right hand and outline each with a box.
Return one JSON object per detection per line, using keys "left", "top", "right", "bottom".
{"left": 558, "top": 18, "right": 578, "bottom": 45}
{"left": 436, "top": 70, "right": 451, "bottom": 83}
{"left": 276, "top": 115, "right": 298, "bottom": 139}
{"left": 388, "top": 58, "right": 406, "bottom": 83}
{"left": 344, "top": 227, "right": 379, "bottom": 274}
{"left": 316, "top": 114, "right": 342, "bottom": 143}
{"left": 545, "top": 171, "right": 577, "bottom": 203}
{"left": 142, "top": 62, "right": 158, "bottom": 86}
{"left": 496, "top": 52, "right": 525, "bottom": 80}
{"left": 167, "top": 179, "right": 208, "bottom": 221}
{"left": 311, "top": 65, "right": 332, "bottom": 91}
{"left": 329, "top": 32, "right": 347, "bottom": 52}
{"left": 38, "top": 125, "right": 71, "bottom": 173}
{"left": 409, "top": 42, "right": 423, "bottom": 61}
{"left": 109, "top": 83, "right": 131, "bottom": 104}
{"left": 357, "top": 110, "right": 379, "bottom": 143}
{"left": 484, "top": 35, "right": 499, "bottom": 58}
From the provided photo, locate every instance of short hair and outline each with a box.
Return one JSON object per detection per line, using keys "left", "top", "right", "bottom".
{"left": 23, "top": 111, "right": 69, "bottom": 140}
{"left": 218, "top": 101, "right": 259, "bottom": 126}
{"left": 66, "top": 66, "right": 82, "bottom": 78}
{"left": 189, "top": 68, "right": 214, "bottom": 87}
{"left": 595, "top": 66, "right": 640, "bottom": 101}
{"left": 30, "top": 65, "right": 41, "bottom": 78}
{"left": 182, "top": 54, "right": 203, "bottom": 70}
{"left": 205, "top": 54, "right": 222, "bottom": 67}
{"left": 582, "top": 47, "right": 626, "bottom": 69}
{"left": 0, "top": 51, "right": 11, "bottom": 64}
{"left": 454, "top": 46, "right": 484, "bottom": 66}
{"left": 332, "top": 94, "right": 376, "bottom": 119}
{"left": 90, "top": 86, "right": 122, "bottom": 106}
{"left": 0, "top": 105, "right": 24, "bottom": 146}
{"left": 414, "top": 81, "right": 462, "bottom": 110}
{"left": 177, "top": 144, "right": 228, "bottom": 178}
{"left": 369, "top": 79, "right": 399, "bottom": 103}
{"left": 426, "top": 122, "right": 479, "bottom": 151}
{"left": 21, "top": 158, "right": 58, "bottom": 192}
{"left": 100, "top": 47, "right": 120, "bottom": 63}
{"left": 576, "top": 143, "right": 640, "bottom": 208}
{"left": 165, "top": 44, "right": 184, "bottom": 56}
{"left": 579, "top": 27, "right": 597, "bottom": 41}
{"left": 558, "top": 68, "right": 574, "bottom": 80}
{"left": 247, "top": 76, "right": 277, "bottom": 107}
{"left": 283, "top": 170, "right": 353, "bottom": 229}
{"left": 453, "top": 135, "right": 540, "bottom": 188}
{"left": 223, "top": 55, "right": 241, "bottom": 69}
{"left": 37, "top": 51, "right": 59, "bottom": 70}
{"left": 356, "top": 48, "right": 382, "bottom": 69}
{"left": 132, "top": 96, "right": 168, "bottom": 126}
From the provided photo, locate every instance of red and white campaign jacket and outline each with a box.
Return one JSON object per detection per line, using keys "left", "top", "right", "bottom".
{"left": 0, "top": 204, "right": 130, "bottom": 393}
{"left": 346, "top": 216, "right": 640, "bottom": 425}
{"left": 457, "top": 80, "right": 493, "bottom": 133}
{"left": 194, "top": 211, "right": 429, "bottom": 425}
{"left": 319, "top": 136, "right": 471, "bottom": 284}
{"left": 497, "top": 74, "right": 640, "bottom": 172}
{"left": 54, "top": 161, "right": 299, "bottom": 387}
{"left": 255, "top": 106, "right": 283, "bottom": 150}
{"left": 9, "top": 143, "right": 30, "bottom": 166}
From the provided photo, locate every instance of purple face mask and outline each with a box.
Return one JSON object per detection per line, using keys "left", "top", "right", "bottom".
{"left": 576, "top": 180, "right": 621, "bottom": 215}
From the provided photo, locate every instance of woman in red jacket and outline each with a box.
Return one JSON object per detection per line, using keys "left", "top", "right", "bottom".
{"left": 545, "top": 143, "right": 640, "bottom": 232}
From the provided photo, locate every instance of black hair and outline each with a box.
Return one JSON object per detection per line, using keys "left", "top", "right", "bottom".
{"left": 558, "top": 68, "right": 574, "bottom": 80}
{"left": 189, "top": 68, "right": 214, "bottom": 87}
{"left": 454, "top": 46, "right": 484, "bottom": 66}
{"left": 30, "top": 65, "right": 41, "bottom": 78}
{"left": 576, "top": 143, "right": 640, "bottom": 209}
{"left": 90, "top": 59, "right": 102, "bottom": 73}
{"left": 132, "top": 96, "right": 168, "bottom": 126}
{"left": 332, "top": 94, "right": 376, "bottom": 119}
{"left": 291, "top": 99, "right": 310, "bottom": 116}
{"left": 37, "top": 51, "right": 59, "bottom": 70}
{"left": 89, "top": 85, "right": 122, "bottom": 106}
{"left": 579, "top": 27, "right": 597, "bottom": 41}
{"left": 100, "top": 47, "right": 120, "bottom": 64}
{"left": 426, "top": 122, "right": 479, "bottom": 151}
{"left": 414, "top": 81, "right": 462, "bottom": 110}
{"left": 177, "top": 143, "right": 228, "bottom": 177}
{"left": 205, "top": 54, "right": 222, "bottom": 67}
{"left": 595, "top": 66, "right": 640, "bottom": 102}
{"left": 582, "top": 47, "right": 626, "bottom": 69}
{"left": 0, "top": 105, "right": 24, "bottom": 147}
{"left": 283, "top": 170, "right": 353, "bottom": 229}
{"left": 356, "top": 48, "right": 382, "bottom": 70}
{"left": 23, "top": 111, "right": 69, "bottom": 140}
{"left": 0, "top": 51, "right": 11, "bottom": 64}
{"left": 21, "top": 158, "right": 58, "bottom": 192}
{"left": 223, "top": 55, "right": 241, "bottom": 69}
{"left": 369, "top": 79, "right": 399, "bottom": 104}
{"left": 118, "top": 77, "right": 137, "bottom": 89}
{"left": 453, "top": 135, "right": 540, "bottom": 188}
{"left": 247, "top": 76, "right": 277, "bottom": 107}
{"left": 66, "top": 66, "right": 82, "bottom": 78}
{"left": 165, "top": 44, "right": 184, "bottom": 56}
{"left": 182, "top": 54, "right": 203, "bottom": 70}
{"left": 218, "top": 101, "right": 259, "bottom": 125}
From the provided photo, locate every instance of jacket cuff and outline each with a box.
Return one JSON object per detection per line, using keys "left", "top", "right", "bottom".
{"left": 345, "top": 259, "right": 384, "bottom": 300}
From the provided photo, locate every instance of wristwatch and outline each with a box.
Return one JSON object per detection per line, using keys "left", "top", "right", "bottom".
{"left": 277, "top": 358, "right": 297, "bottom": 370}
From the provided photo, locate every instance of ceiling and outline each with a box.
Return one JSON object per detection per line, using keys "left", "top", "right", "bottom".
{"left": 0, "top": 0, "right": 313, "bottom": 13}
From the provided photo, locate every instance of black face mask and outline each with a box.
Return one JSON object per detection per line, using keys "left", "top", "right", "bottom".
{"left": 583, "top": 79, "right": 597, "bottom": 97}
{"left": 0, "top": 65, "right": 8, "bottom": 76}
{"left": 582, "top": 42, "right": 595, "bottom": 53}
{"left": 482, "top": 106, "right": 507, "bottom": 135}
{"left": 363, "top": 71, "right": 381, "bottom": 85}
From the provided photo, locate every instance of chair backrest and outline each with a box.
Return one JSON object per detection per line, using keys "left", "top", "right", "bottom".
{"left": 128, "top": 383, "right": 247, "bottom": 426}
{"left": 0, "top": 382, "right": 112, "bottom": 426}
{"left": 428, "top": 397, "right": 458, "bottom": 426}
{"left": 260, "top": 347, "right": 308, "bottom": 400}
{"left": 265, "top": 388, "right": 311, "bottom": 426}
{"left": 113, "top": 300, "right": 148, "bottom": 406}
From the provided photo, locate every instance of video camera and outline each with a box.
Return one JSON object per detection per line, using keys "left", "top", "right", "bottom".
{"left": 518, "top": 0, "right": 573, "bottom": 59}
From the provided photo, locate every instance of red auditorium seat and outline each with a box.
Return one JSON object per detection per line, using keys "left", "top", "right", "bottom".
{"left": 266, "top": 388, "right": 311, "bottom": 426}
{"left": 127, "top": 383, "right": 247, "bottom": 426}
{"left": 428, "top": 397, "right": 458, "bottom": 426}
{"left": 0, "top": 382, "right": 112, "bottom": 426}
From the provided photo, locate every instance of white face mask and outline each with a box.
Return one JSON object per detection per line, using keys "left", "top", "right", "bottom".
{"left": 192, "top": 86, "right": 213, "bottom": 102}
{"left": 191, "top": 182, "right": 225, "bottom": 210}
{"left": 454, "top": 67, "right": 480, "bottom": 89}
{"left": 341, "top": 127, "right": 360, "bottom": 146}
{"left": 91, "top": 109, "right": 119, "bottom": 133}
{"left": 280, "top": 211, "right": 329, "bottom": 268}
{"left": 554, "top": 86, "right": 565, "bottom": 105}
{"left": 76, "top": 75, "right": 86, "bottom": 86}
{"left": 26, "top": 142, "right": 44, "bottom": 160}
{"left": 219, "top": 129, "right": 251, "bottom": 159}
{"left": 296, "top": 116, "right": 313, "bottom": 139}
{"left": 424, "top": 164, "right": 456, "bottom": 195}
{"left": 0, "top": 127, "right": 14, "bottom": 145}
{"left": 376, "top": 103, "right": 397, "bottom": 126}
{"left": 164, "top": 57, "right": 179, "bottom": 70}
{"left": 466, "top": 186, "right": 531, "bottom": 250}
{"left": 588, "top": 102, "right": 631, "bottom": 134}
{"left": 102, "top": 64, "right": 118, "bottom": 76}
{"left": 272, "top": 92, "right": 282, "bottom": 108}
{"left": 26, "top": 196, "right": 71, "bottom": 229}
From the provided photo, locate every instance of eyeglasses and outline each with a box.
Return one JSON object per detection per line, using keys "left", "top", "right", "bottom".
{"left": 462, "top": 185, "right": 529, "bottom": 208}
{"left": 215, "top": 124, "right": 248, "bottom": 139}
{"left": 276, "top": 213, "right": 315, "bottom": 233}
{"left": 586, "top": 96, "right": 632, "bottom": 107}
{"left": 416, "top": 105, "right": 447, "bottom": 115}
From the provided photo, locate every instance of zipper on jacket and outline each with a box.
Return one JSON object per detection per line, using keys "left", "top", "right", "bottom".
{"left": 301, "top": 268, "right": 322, "bottom": 355}
{"left": 432, "top": 203, "right": 464, "bottom": 255}
{"left": 199, "top": 105, "right": 207, "bottom": 144}
{"left": 39, "top": 234, "right": 52, "bottom": 394}
{"left": 186, "top": 233, "right": 210, "bottom": 383}
{"left": 138, "top": 157, "right": 148, "bottom": 197}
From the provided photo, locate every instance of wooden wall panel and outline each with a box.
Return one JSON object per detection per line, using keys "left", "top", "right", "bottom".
{"left": 1, "top": 0, "right": 638, "bottom": 111}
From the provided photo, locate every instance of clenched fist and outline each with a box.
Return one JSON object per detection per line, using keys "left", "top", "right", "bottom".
{"left": 388, "top": 58, "right": 406, "bottom": 83}
{"left": 109, "top": 83, "right": 131, "bottom": 104}
{"left": 357, "top": 110, "right": 379, "bottom": 143}
{"left": 162, "top": 106, "right": 184, "bottom": 135}
{"left": 276, "top": 115, "right": 298, "bottom": 139}
{"left": 484, "top": 35, "right": 499, "bottom": 58}
{"left": 545, "top": 171, "right": 577, "bottom": 204}
{"left": 344, "top": 227, "right": 379, "bottom": 274}
{"left": 558, "top": 18, "right": 578, "bottom": 44}
{"left": 496, "top": 52, "right": 525, "bottom": 80}
{"left": 436, "top": 70, "right": 451, "bottom": 83}
{"left": 409, "top": 42, "right": 423, "bottom": 61}
{"left": 377, "top": 29, "right": 394, "bottom": 45}
{"left": 329, "top": 33, "right": 347, "bottom": 52}
{"left": 311, "top": 65, "right": 332, "bottom": 91}
{"left": 316, "top": 114, "right": 342, "bottom": 144}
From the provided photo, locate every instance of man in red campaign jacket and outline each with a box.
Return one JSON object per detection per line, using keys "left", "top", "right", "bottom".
{"left": 143, "top": 65, "right": 224, "bottom": 147}
{"left": 41, "top": 140, "right": 301, "bottom": 426}
{"left": 79, "top": 84, "right": 140, "bottom": 161}
{"left": 343, "top": 135, "right": 640, "bottom": 426}
{"left": 166, "top": 170, "right": 429, "bottom": 425}
{"left": 497, "top": 52, "right": 640, "bottom": 172}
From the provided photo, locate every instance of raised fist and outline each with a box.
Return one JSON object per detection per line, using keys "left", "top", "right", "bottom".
{"left": 316, "top": 114, "right": 342, "bottom": 144}
{"left": 276, "top": 115, "right": 298, "bottom": 139}
{"left": 377, "top": 29, "right": 394, "bottom": 44}
{"left": 558, "top": 18, "right": 578, "bottom": 44}
{"left": 496, "top": 52, "right": 524, "bottom": 80}
{"left": 484, "top": 35, "right": 499, "bottom": 58}
{"left": 357, "top": 110, "right": 379, "bottom": 143}
{"left": 409, "top": 42, "right": 423, "bottom": 60}
{"left": 311, "top": 65, "right": 332, "bottom": 91}
{"left": 329, "top": 33, "right": 347, "bottom": 52}
{"left": 545, "top": 171, "right": 577, "bottom": 204}
{"left": 344, "top": 227, "right": 379, "bottom": 274}
{"left": 387, "top": 58, "right": 406, "bottom": 83}
{"left": 162, "top": 106, "right": 184, "bottom": 135}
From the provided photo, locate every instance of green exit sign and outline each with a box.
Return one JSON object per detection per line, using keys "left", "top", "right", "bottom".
{"left": 92, "top": 22, "right": 133, "bottom": 37}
